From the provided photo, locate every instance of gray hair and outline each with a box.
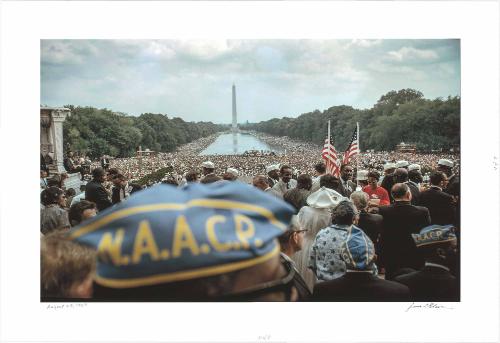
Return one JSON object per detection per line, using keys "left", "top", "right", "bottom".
{"left": 350, "top": 191, "right": 368, "bottom": 211}
{"left": 332, "top": 200, "right": 358, "bottom": 225}
{"left": 288, "top": 215, "right": 301, "bottom": 232}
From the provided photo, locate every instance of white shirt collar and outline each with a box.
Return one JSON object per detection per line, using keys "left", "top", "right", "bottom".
{"left": 425, "top": 262, "right": 450, "bottom": 271}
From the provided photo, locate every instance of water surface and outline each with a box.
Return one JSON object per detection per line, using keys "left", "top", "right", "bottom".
{"left": 199, "top": 132, "right": 283, "bottom": 155}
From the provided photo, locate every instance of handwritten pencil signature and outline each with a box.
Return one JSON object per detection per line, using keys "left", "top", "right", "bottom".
{"left": 46, "top": 303, "right": 88, "bottom": 311}
{"left": 405, "top": 302, "right": 455, "bottom": 312}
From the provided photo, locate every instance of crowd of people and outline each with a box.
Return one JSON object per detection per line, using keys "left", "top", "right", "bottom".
{"left": 40, "top": 133, "right": 460, "bottom": 302}
{"left": 70, "top": 132, "right": 459, "bottom": 185}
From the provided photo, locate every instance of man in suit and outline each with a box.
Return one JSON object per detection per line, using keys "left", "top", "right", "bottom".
{"left": 313, "top": 227, "right": 410, "bottom": 301}
{"left": 310, "top": 162, "right": 327, "bottom": 192}
{"left": 100, "top": 155, "right": 110, "bottom": 170}
{"left": 111, "top": 173, "right": 128, "bottom": 205}
{"left": 394, "top": 225, "right": 459, "bottom": 301}
{"left": 252, "top": 175, "right": 282, "bottom": 198}
{"left": 437, "top": 159, "right": 459, "bottom": 195}
{"left": 350, "top": 191, "right": 383, "bottom": 245}
{"left": 338, "top": 164, "right": 356, "bottom": 198}
{"left": 278, "top": 215, "right": 312, "bottom": 300}
{"left": 283, "top": 174, "right": 312, "bottom": 212}
{"left": 378, "top": 183, "right": 431, "bottom": 280}
{"left": 393, "top": 168, "right": 420, "bottom": 206}
{"left": 85, "top": 167, "right": 112, "bottom": 212}
{"left": 419, "top": 171, "right": 455, "bottom": 225}
{"left": 272, "top": 165, "right": 297, "bottom": 196}
{"left": 266, "top": 164, "right": 280, "bottom": 188}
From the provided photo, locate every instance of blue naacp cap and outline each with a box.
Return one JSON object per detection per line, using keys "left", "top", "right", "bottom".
{"left": 412, "top": 225, "right": 457, "bottom": 248}
{"left": 340, "top": 227, "right": 375, "bottom": 270}
{"left": 69, "top": 181, "right": 295, "bottom": 289}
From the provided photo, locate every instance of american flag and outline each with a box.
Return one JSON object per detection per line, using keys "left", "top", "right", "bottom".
{"left": 342, "top": 126, "right": 359, "bottom": 165}
{"left": 322, "top": 136, "right": 340, "bottom": 177}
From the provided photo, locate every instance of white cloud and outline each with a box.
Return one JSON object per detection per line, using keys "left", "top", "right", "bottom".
{"left": 386, "top": 46, "right": 439, "bottom": 62}
{"left": 41, "top": 39, "right": 460, "bottom": 122}
{"left": 346, "top": 39, "right": 383, "bottom": 48}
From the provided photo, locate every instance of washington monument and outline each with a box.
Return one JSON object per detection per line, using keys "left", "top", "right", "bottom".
{"left": 232, "top": 84, "right": 238, "bottom": 132}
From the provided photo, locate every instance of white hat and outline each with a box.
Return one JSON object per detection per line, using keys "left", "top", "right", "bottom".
{"left": 266, "top": 164, "right": 280, "bottom": 173}
{"left": 438, "top": 159, "right": 453, "bottom": 168}
{"left": 396, "top": 160, "right": 409, "bottom": 168}
{"left": 408, "top": 164, "right": 421, "bottom": 171}
{"left": 226, "top": 168, "right": 239, "bottom": 177}
{"left": 306, "top": 187, "right": 345, "bottom": 209}
{"left": 383, "top": 163, "right": 396, "bottom": 171}
{"left": 356, "top": 170, "right": 368, "bottom": 181}
{"left": 201, "top": 161, "right": 215, "bottom": 169}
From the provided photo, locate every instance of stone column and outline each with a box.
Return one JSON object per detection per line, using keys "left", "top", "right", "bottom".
{"left": 48, "top": 108, "right": 70, "bottom": 173}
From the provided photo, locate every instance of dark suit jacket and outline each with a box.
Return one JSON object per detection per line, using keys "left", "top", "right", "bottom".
{"left": 111, "top": 186, "right": 125, "bottom": 205}
{"left": 445, "top": 174, "right": 459, "bottom": 196}
{"left": 378, "top": 201, "right": 431, "bottom": 279}
{"left": 357, "top": 212, "right": 383, "bottom": 244}
{"left": 394, "top": 265, "right": 459, "bottom": 301}
{"left": 339, "top": 179, "right": 357, "bottom": 198}
{"left": 419, "top": 186, "right": 456, "bottom": 225}
{"left": 381, "top": 174, "right": 395, "bottom": 202}
{"left": 312, "top": 272, "right": 411, "bottom": 301}
{"left": 406, "top": 181, "right": 420, "bottom": 206}
{"left": 85, "top": 180, "right": 112, "bottom": 212}
{"left": 100, "top": 158, "right": 110, "bottom": 169}
{"left": 281, "top": 254, "right": 311, "bottom": 301}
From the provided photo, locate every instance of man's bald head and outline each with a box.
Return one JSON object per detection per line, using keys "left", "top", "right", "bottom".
{"left": 253, "top": 175, "right": 269, "bottom": 191}
{"left": 391, "top": 183, "right": 411, "bottom": 201}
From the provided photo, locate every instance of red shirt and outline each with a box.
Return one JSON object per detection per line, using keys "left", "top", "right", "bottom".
{"left": 362, "top": 185, "right": 390, "bottom": 206}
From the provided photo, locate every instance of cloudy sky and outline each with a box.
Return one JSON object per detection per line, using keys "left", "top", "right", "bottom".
{"left": 41, "top": 39, "right": 460, "bottom": 124}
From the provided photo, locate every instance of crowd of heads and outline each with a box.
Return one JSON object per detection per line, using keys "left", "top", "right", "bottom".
{"left": 40, "top": 132, "right": 460, "bottom": 302}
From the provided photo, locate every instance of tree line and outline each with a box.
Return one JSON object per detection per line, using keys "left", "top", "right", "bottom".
{"left": 62, "top": 105, "right": 226, "bottom": 159}
{"left": 241, "top": 89, "right": 460, "bottom": 152}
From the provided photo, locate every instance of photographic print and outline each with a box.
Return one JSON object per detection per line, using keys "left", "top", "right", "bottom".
{"left": 40, "top": 39, "right": 461, "bottom": 303}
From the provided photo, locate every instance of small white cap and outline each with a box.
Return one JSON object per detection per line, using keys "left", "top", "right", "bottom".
{"left": 383, "top": 163, "right": 396, "bottom": 171}
{"left": 201, "top": 161, "right": 215, "bottom": 169}
{"left": 396, "top": 160, "right": 409, "bottom": 168}
{"left": 357, "top": 170, "right": 369, "bottom": 181}
{"left": 438, "top": 159, "right": 453, "bottom": 168}
{"left": 226, "top": 168, "right": 239, "bottom": 177}
{"left": 306, "top": 187, "right": 345, "bottom": 209}
{"left": 266, "top": 164, "right": 280, "bottom": 173}
{"left": 408, "top": 164, "right": 421, "bottom": 171}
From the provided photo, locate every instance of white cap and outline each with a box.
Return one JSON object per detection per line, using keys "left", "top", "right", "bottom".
{"left": 438, "top": 159, "right": 453, "bottom": 168}
{"left": 201, "top": 161, "right": 215, "bottom": 169}
{"left": 226, "top": 168, "right": 239, "bottom": 177}
{"left": 266, "top": 164, "right": 280, "bottom": 173}
{"left": 408, "top": 164, "right": 421, "bottom": 171}
{"left": 306, "top": 187, "right": 345, "bottom": 209}
{"left": 383, "top": 163, "right": 396, "bottom": 171}
{"left": 396, "top": 160, "right": 409, "bottom": 168}
{"left": 356, "top": 170, "right": 369, "bottom": 181}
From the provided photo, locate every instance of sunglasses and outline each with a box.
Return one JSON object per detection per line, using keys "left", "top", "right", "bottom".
{"left": 214, "top": 256, "right": 296, "bottom": 301}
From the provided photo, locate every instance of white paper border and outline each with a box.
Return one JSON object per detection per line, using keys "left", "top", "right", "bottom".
{"left": 1, "top": 1, "right": 499, "bottom": 342}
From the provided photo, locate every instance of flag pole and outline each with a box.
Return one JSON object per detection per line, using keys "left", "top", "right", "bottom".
{"left": 328, "top": 120, "right": 331, "bottom": 175}
{"left": 356, "top": 121, "right": 360, "bottom": 188}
